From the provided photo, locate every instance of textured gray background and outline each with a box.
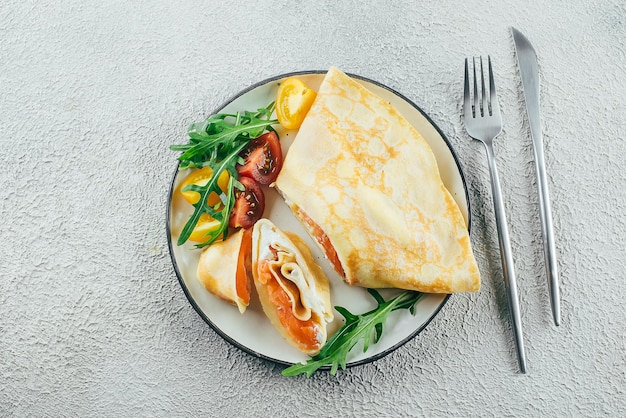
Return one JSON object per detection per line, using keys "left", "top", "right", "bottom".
{"left": 1, "top": 0, "right": 625, "bottom": 416}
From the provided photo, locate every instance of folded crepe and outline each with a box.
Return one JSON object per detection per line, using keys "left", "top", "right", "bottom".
{"left": 196, "top": 228, "right": 252, "bottom": 313}
{"left": 274, "top": 67, "right": 481, "bottom": 293}
{"left": 251, "top": 219, "right": 333, "bottom": 356}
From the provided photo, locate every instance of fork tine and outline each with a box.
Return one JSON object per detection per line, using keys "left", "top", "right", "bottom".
{"left": 472, "top": 57, "right": 479, "bottom": 118}
{"left": 463, "top": 58, "right": 471, "bottom": 119}
{"left": 480, "top": 56, "right": 488, "bottom": 117}
{"left": 488, "top": 55, "right": 501, "bottom": 118}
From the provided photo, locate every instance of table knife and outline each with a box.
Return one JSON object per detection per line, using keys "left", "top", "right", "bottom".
{"left": 511, "top": 27, "right": 561, "bottom": 326}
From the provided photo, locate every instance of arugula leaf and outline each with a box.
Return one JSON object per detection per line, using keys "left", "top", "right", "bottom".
{"left": 282, "top": 290, "right": 424, "bottom": 377}
{"left": 179, "top": 174, "right": 236, "bottom": 248}
{"left": 176, "top": 146, "right": 243, "bottom": 247}
{"left": 171, "top": 102, "right": 277, "bottom": 247}
{"left": 172, "top": 104, "right": 277, "bottom": 169}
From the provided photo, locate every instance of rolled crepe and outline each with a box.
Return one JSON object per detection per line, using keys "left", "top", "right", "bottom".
{"left": 196, "top": 228, "right": 251, "bottom": 313}
{"left": 274, "top": 67, "right": 481, "bottom": 293}
{"left": 251, "top": 219, "right": 333, "bottom": 356}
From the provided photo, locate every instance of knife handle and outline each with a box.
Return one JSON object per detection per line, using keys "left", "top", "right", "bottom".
{"left": 531, "top": 135, "right": 561, "bottom": 326}
{"left": 484, "top": 141, "right": 527, "bottom": 373}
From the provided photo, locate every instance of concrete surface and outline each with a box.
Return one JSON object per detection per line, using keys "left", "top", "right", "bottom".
{"left": 1, "top": 0, "right": 624, "bottom": 416}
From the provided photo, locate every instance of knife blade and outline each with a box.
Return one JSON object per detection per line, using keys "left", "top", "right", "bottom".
{"left": 511, "top": 27, "right": 561, "bottom": 326}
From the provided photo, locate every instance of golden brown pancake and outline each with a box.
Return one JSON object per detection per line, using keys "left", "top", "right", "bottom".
{"left": 274, "top": 67, "right": 481, "bottom": 293}
{"left": 196, "top": 229, "right": 249, "bottom": 313}
{"left": 251, "top": 219, "right": 333, "bottom": 355}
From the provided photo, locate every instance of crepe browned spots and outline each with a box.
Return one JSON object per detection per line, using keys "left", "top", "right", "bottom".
{"left": 275, "top": 67, "right": 481, "bottom": 293}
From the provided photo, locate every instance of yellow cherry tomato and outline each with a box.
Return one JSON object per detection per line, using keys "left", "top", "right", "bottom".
{"left": 188, "top": 213, "right": 222, "bottom": 242}
{"left": 276, "top": 77, "right": 317, "bottom": 130}
{"left": 179, "top": 166, "right": 229, "bottom": 206}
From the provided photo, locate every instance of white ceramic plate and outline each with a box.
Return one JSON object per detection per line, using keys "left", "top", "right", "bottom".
{"left": 167, "top": 71, "right": 470, "bottom": 369}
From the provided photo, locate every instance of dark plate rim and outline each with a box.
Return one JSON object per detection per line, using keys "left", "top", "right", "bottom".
{"left": 166, "top": 69, "right": 471, "bottom": 372}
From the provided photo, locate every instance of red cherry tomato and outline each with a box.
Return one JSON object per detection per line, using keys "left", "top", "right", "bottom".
{"left": 237, "top": 131, "right": 283, "bottom": 185}
{"left": 229, "top": 176, "right": 265, "bottom": 229}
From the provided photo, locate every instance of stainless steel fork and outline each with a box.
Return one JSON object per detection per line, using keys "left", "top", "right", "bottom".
{"left": 463, "top": 56, "right": 527, "bottom": 373}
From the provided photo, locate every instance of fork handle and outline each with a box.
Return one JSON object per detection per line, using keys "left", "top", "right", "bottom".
{"left": 484, "top": 141, "right": 527, "bottom": 374}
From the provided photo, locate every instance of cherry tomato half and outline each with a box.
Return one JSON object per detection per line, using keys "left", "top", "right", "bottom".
{"left": 229, "top": 176, "right": 265, "bottom": 229}
{"left": 188, "top": 213, "right": 221, "bottom": 242}
{"left": 276, "top": 77, "right": 317, "bottom": 130}
{"left": 179, "top": 166, "right": 230, "bottom": 206}
{"left": 237, "top": 131, "right": 283, "bottom": 185}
